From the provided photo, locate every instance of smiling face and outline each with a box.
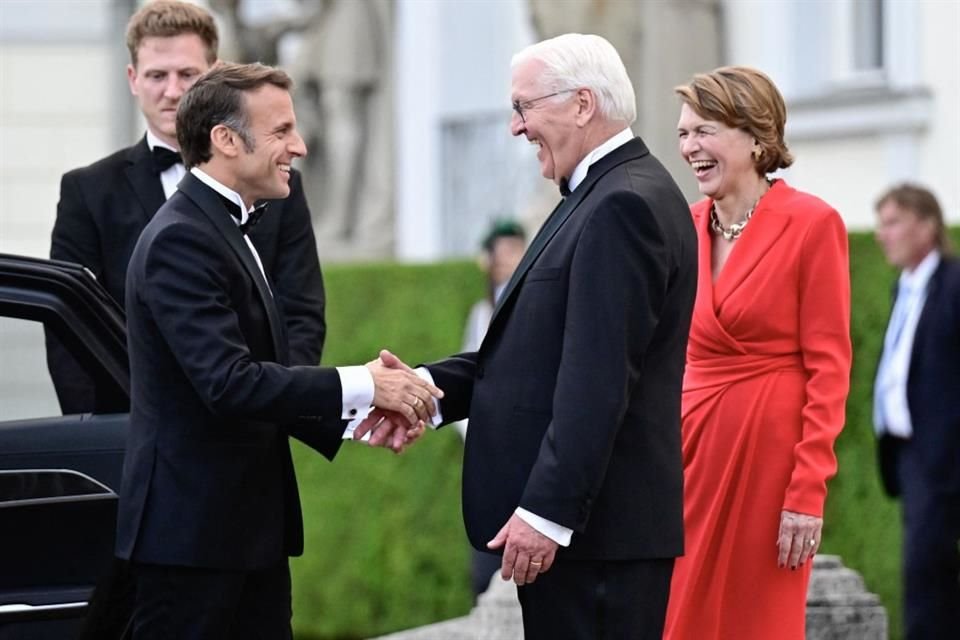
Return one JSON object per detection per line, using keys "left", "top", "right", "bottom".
{"left": 232, "top": 84, "right": 306, "bottom": 205}
{"left": 510, "top": 58, "right": 582, "bottom": 185}
{"left": 676, "top": 103, "right": 759, "bottom": 201}
{"left": 127, "top": 34, "right": 212, "bottom": 148}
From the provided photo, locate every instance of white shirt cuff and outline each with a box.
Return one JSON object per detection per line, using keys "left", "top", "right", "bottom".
{"left": 337, "top": 366, "right": 374, "bottom": 439}
{"left": 414, "top": 367, "right": 442, "bottom": 427}
{"left": 515, "top": 507, "right": 573, "bottom": 547}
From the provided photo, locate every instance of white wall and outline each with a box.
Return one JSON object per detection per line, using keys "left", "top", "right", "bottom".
{"left": 0, "top": 0, "right": 123, "bottom": 258}
{"left": 0, "top": 44, "right": 116, "bottom": 257}
{"left": 722, "top": 0, "right": 959, "bottom": 229}
{"left": 395, "top": 0, "right": 535, "bottom": 260}
{"left": 916, "top": 0, "right": 960, "bottom": 227}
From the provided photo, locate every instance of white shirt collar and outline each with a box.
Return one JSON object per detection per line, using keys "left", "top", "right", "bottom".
{"left": 190, "top": 167, "right": 252, "bottom": 225}
{"left": 899, "top": 249, "right": 940, "bottom": 294}
{"left": 145, "top": 129, "right": 179, "bottom": 154}
{"left": 567, "top": 127, "right": 634, "bottom": 193}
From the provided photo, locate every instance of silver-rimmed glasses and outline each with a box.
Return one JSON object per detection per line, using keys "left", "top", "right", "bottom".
{"left": 512, "top": 89, "right": 576, "bottom": 123}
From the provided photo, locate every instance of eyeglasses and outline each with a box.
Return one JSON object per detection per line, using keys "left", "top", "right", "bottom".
{"left": 512, "top": 89, "right": 576, "bottom": 123}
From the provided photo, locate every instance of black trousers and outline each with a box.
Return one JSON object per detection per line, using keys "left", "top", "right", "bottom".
{"left": 129, "top": 561, "right": 292, "bottom": 640}
{"left": 472, "top": 549, "right": 503, "bottom": 597}
{"left": 517, "top": 557, "right": 673, "bottom": 640}
{"left": 898, "top": 440, "right": 960, "bottom": 640}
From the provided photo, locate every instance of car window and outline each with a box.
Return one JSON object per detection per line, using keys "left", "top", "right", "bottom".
{"left": 0, "top": 313, "right": 127, "bottom": 419}
{"left": 0, "top": 315, "right": 61, "bottom": 420}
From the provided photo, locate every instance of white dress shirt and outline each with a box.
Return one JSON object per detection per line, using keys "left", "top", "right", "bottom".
{"left": 146, "top": 129, "right": 186, "bottom": 200}
{"left": 418, "top": 128, "right": 637, "bottom": 547}
{"left": 189, "top": 167, "right": 374, "bottom": 428}
{"left": 566, "top": 127, "right": 634, "bottom": 193}
{"left": 874, "top": 250, "right": 941, "bottom": 438}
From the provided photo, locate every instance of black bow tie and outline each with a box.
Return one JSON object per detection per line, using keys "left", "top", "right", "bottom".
{"left": 152, "top": 146, "right": 183, "bottom": 173}
{"left": 241, "top": 202, "right": 269, "bottom": 234}
{"left": 216, "top": 193, "right": 268, "bottom": 235}
{"left": 559, "top": 177, "right": 571, "bottom": 197}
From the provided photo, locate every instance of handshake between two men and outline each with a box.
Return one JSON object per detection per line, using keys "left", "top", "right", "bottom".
{"left": 361, "top": 349, "right": 440, "bottom": 453}
{"left": 359, "top": 349, "right": 561, "bottom": 589}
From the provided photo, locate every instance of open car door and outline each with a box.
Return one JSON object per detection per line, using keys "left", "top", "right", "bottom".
{"left": 0, "top": 255, "right": 129, "bottom": 640}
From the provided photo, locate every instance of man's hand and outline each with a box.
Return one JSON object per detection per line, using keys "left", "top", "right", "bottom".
{"left": 365, "top": 350, "right": 442, "bottom": 427}
{"left": 777, "top": 509, "right": 822, "bottom": 569}
{"left": 356, "top": 408, "right": 426, "bottom": 453}
{"left": 487, "top": 513, "right": 558, "bottom": 586}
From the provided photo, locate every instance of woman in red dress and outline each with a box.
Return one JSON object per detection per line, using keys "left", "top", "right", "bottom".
{"left": 663, "top": 67, "right": 852, "bottom": 639}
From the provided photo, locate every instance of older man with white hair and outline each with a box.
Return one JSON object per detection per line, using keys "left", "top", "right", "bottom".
{"left": 363, "top": 33, "right": 697, "bottom": 638}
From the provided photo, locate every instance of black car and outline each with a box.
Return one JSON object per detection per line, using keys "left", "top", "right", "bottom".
{"left": 0, "top": 254, "right": 130, "bottom": 639}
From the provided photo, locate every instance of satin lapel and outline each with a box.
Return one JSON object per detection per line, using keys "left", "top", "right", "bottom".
{"left": 712, "top": 188, "right": 792, "bottom": 307}
{"left": 488, "top": 195, "right": 574, "bottom": 327}
{"left": 124, "top": 137, "right": 166, "bottom": 224}
{"left": 489, "top": 138, "right": 651, "bottom": 328}
{"left": 178, "top": 173, "right": 287, "bottom": 361}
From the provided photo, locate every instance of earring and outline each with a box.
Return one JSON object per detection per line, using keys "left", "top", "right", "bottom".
{"left": 752, "top": 147, "right": 763, "bottom": 161}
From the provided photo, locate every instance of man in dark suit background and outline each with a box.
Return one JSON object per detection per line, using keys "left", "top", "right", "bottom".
{"left": 48, "top": 0, "right": 325, "bottom": 414}
{"left": 873, "top": 183, "right": 960, "bottom": 640}
{"left": 362, "top": 33, "right": 696, "bottom": 639}
{"left": 119, "top": 62, "right": 440, "bottom": 639}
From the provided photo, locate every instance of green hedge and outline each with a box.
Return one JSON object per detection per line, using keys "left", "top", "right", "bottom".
{"left": 290, "top": 230, "right": 959, "bottom": 640}
{"left": 291, "top": 262, "right": 483, "bottom": 639}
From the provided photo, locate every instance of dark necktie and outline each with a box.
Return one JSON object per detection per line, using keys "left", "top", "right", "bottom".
{"left": 559, "top": 177, "right": 571, "bottom": 197}
{"left": 152, "top": 146, "right": 183, "bottom": 173}
{"left": 216, "top": 193, "right": 268, "bottom": 235}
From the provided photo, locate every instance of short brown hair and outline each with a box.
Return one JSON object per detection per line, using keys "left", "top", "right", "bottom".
{"left": 176, "top": 62, "right": 293, "bottom": 168}
{"left": 675, "top": 66, "right": 794, "bottom": 176}
{"left": 126, "top": 1, "right": 218, "bottom": 67}
{"left": 876, "top": 183, "right": 952, "bottom": 255}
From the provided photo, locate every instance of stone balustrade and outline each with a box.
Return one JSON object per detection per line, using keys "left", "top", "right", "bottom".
{"left": 373, "top": 554, "right": 887, "bottom": 639}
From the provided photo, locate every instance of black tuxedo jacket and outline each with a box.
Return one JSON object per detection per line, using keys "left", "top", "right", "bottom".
{"left": 877, "top": 256, "right": 960, "bottom": 496}
{"left": 116, "top": 172, "right": 345, "bottom": 570}
{"left": 427, "top": 138, "right": 696, "bottom": 560}
{"left": 49, "top": 136, "right": 325, "bottom": 411}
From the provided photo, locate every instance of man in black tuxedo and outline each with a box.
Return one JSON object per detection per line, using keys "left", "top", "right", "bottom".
{"left": 118, "top": 62, "right": 440, "bottom": 639}
{"left": 48, "top": 0, "right": 325, "bottom": 414}
{"left": 873, "top": 184, "right": 960, "bottom": 640}
{"left": 362, "top": 34, "right": 696, "bottom": 638}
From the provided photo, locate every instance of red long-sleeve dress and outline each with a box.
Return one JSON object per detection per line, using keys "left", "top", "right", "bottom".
{"left": 664, "top": 180, "right": 852, "bottom": 640}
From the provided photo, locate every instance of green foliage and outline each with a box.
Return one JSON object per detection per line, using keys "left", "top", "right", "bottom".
{"left": 291, "top": 261, "right": 483, "bottom": 639}
{"left": 289, "top": 231, "right": 959, "bottom": 639}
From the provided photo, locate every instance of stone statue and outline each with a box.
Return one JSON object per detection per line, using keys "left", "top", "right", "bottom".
{"left": 208, "top": 0, "right": 319, "bottom": 65}
{"left": 291, "top": 0, "right": 394, "bottom": 260}
{"left": 210, "top": 0, "right": 395, "bottom": 261}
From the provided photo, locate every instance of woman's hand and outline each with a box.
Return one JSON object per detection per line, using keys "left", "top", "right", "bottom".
{"left": 777, "top": 510, "right": 822, "bottom": 569}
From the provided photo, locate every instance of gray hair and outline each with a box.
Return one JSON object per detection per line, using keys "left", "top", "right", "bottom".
{"left": 511, "top": 33, "right": 636, "bottom": 125}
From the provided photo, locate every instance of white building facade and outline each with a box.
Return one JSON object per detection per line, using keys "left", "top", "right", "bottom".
{"left": 723, "top": 0, "right": 958, "bottom": 228}
{"left": 1, "top": 0, "right": 956, "bottom": 262}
